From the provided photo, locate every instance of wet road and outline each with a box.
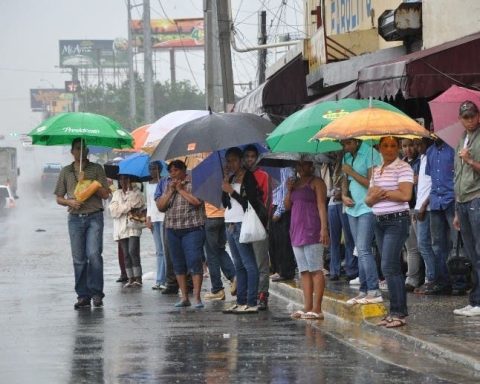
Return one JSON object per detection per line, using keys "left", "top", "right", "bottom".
{"left": 0, "top": 151, "right": 462, "bottom": 383}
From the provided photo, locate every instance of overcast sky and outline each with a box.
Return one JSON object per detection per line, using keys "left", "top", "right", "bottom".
{"left": 0, "top": 0, "right": 304, "bottom": 136}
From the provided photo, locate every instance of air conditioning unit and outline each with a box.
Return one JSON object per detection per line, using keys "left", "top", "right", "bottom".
{"left": 378, "top": 2, "right": 422, "bottom": 42}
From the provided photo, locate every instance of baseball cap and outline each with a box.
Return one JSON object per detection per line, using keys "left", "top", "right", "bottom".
{"left": 459, "top": 100, "right": 479, "bottom": 117}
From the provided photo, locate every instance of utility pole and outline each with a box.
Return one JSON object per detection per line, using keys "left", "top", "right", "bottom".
{"left": 257, "top": 10, "right": 267, "bottom": 85}
{"left": 169, "top": 49, "right": 176, "bottom": 87}
{"left": 216, "top": 0, "right": 235, "bottom": 111}
{"left": 143, "top": 0, "right": 155, "bottom": 123}
{"left": 204, "top": 0, "right": 214, "bottom": 110}
{"left": 127, "top": 0, "right": 137, "bottom": 127}
{"left": 71, "top": 67, "right": 79, "bottom": 112}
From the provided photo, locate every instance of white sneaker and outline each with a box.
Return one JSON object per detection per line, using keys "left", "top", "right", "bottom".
{"left": 462, "top": 306, "right": 480, "bottom": 317}
{"left": 353, "top": 247, "right": 358, "bottom": 257}
{"left": 346, "top": 293, "right": 367, "bottom": 306}
{"left": 349, "top": 277, "right": 360, "bottom": 285}
{"left": 453, "top": 305, "right": 473, "bottom": 316}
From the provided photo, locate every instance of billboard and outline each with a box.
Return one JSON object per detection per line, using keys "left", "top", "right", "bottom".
{"left": 30, "top": 89, "right": 72, "bottom": 113}
{"left": 130, "top": 18, "right": 204, "bottom": 49}
{"left": 59, "top": 39, "right": 129, "bottom": 68}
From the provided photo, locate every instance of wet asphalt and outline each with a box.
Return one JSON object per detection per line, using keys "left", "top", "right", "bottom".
{"left": 0, "top": 152, "right": 465, "bottom": 383}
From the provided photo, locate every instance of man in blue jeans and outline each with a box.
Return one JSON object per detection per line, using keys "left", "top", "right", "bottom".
{"left": 425, "top": 137, "right": 466, "bottom": 295}
{"left": 55, "top": 138, "right": 110, "bottom": 309}
{"left": 453, "top": 100, "right": 480, "bottom": 316}
{"left": 203, "top": 203, "right": 236, "bottom": 301}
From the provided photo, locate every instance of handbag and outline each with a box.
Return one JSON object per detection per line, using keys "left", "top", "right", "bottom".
{"left": 239, "top": 202, "right": 267, "bottom": 243}
{"left": 127, "top": 207, "right": 147, "bottom": 230}
{"left": 447, "top": 232, "right": 472, "bottom": 276}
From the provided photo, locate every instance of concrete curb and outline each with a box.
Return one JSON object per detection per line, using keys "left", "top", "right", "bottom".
{"left": 270, "top": 281, "right": 480, "bottom": 373}
{"left": 271, "top": 281, "right": 387, "bottom": 322}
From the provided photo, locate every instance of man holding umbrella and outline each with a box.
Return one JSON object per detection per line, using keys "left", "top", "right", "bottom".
{"left": 55, "top": 138, "right": 111, "bottom": 309}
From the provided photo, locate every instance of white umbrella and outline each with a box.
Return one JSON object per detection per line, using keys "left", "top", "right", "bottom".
{"left": 144, "top": 110, "right": 210, "bottom": 146}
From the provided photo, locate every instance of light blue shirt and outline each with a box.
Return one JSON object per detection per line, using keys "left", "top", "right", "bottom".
{"left": 272, "top": 167, "right": 295, "bottom": 217}
{"left": 343, "top": 142, "right": 381, "bottom": 217}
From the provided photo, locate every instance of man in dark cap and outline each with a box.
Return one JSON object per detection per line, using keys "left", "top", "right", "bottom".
{"left": 453, "top": 100, "right": 480, "bottom": 317}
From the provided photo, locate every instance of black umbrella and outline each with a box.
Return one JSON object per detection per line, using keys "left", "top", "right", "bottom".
{"left": 103, "top": 160, "right": 151, "bottom": 182}
{"left": 150, "top": 112, "right": 275, "bottom": 161}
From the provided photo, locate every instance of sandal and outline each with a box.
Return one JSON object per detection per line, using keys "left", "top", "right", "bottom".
{"left": 301, "top": 311, "right": 324, "bottom": 320}
{"left": 290, "top": 310, "right": 305, "bottom": 319}
{"left": 377, "top": 316, "right": 393, "bottom": 326}
{"left": 385, "top": 317, "right": 406, "bottom": 328}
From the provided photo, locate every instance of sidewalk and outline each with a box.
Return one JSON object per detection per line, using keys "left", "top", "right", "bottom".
{"left": 269, "top": 277, "right": 480, "bottom": 373}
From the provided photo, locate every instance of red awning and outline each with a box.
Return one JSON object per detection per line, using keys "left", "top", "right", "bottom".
{"left": 358, "top": 32, "right": 480, "bottom": 99}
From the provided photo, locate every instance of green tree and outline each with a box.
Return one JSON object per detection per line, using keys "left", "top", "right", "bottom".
{"left": 78, "top": 75, "right": 205, "bottom": 130}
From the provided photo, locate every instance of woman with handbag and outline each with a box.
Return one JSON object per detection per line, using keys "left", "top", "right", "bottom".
{"left": 221, "top": 147, "right": 266, "bottom": 314}
{"left": 285, "top": 157, "right": 329, "bottom": 320}
{"left": 109, "top": 174, "right": 146, "bottom": 288}
{"left": 365, "top": 136, "right": 413, "bottom": 328}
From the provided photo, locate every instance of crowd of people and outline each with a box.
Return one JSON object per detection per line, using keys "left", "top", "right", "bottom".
{"left": 54, "top": 100, "right": 480, "bottom": 326}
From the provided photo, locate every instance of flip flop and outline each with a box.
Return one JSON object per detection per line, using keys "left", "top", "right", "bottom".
{"left": 290, "top": 310, "right": 305, "bottom": 319}
{"left": 377, "top": 316, "right": 393, "bottom": 326}
{"left": 301, "top": 311, "right": 324, "bottom": 320}
{"left": 385, "top": 317, "right": 406, "bottom": 328}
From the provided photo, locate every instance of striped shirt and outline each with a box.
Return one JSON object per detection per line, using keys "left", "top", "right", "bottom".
{"left": 370, "top": 158, "right": 413, "bottom": 215}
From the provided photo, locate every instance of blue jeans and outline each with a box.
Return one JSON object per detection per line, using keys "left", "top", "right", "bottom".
{"left": 68, "top": 211, "right": 104, "bottom": 299}
{"left": 348, "top": 213, "right": 379, "bottom": 294}
{"left": 430, "top": 202, "right": 466, "bottom": 289}
{"left": 375, "top": 216, "right": 410, "bottom": 317}
{"left": 226, "top": 222, "right": 259, "bottom": 307}
{"left": 166, "top": 227, "right": 205, "bottom": 276}
{"left": 152, "top": 221, "right": 166, "bottom": 285}
{"left": 457, "top": 198, "right": 480, "bottom": 306}
{"left": 204, "top": 218, "right": 236, "bottom": 293}
{"left": 328, "top": 204, "right": 356, "bottom": 278}
{"left": 415, "top": 211, "right": 436, "bottom": 282}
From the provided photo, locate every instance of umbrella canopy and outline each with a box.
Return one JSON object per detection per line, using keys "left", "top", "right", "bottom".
{"left": 28, "top": 112, "right": 133, "bottom": 149}
{"left": 266, "top": 99, "right": 404, "bottom": 153}
{"left": 255, "top": 152, "right": 333, "bottom": 168}
{"left": 314, "top": 108, "right": 431, "bottom": 141}
{"left": 150, "top": 112, "right": 275, "bottom": 161}
{"left": 130, "top": 125, "right": 151, "bottom": 151}
{"left": 429, "top": 85, "right": 480, "bottom": 148}
{"left": 118, "top": 153, "right": 152, "bottom": 181}
{"left": 145, "top": 110, "right": 210, "bottom": 147}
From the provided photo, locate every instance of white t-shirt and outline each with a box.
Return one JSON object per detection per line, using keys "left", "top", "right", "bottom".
{"left": 224, "top": 183, "right": 244, "bottom": 223}
{"left": 414, "top": 154, "right": 431, "bottom": 211}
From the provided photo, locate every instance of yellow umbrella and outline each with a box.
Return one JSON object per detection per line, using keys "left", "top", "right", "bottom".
{"left": 313, "top": 107, "right": 431, "bottom": 141}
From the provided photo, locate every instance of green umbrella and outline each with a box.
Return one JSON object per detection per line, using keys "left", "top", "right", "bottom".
{"left": 28, "top": 112, "right": 133, "bottom": 149}
{"left": 266, "top": 99, "right": 404, "bottom": 153}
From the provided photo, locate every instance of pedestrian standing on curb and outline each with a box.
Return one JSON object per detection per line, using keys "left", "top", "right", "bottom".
{"left": 425, "top": 136, "right": 467, "bottom": 295}
{"left": 55, "top": 138, "right": 111, "bottom": 309}
{"left": 157, "top": 160, "right": 206, "bottom": 309}
{"left": 203, "top": 202, "right": 237, "bottom": 301}
{"left": 269, "top": 167, "right": 297, "bottom": 282}
{"left": 285, "top": 157, "right": 329, "bottom": 320}
{"left": 413, "top": 138, "right": 436, "bottom": 294}
{"left": 366, "top": 136, "right": 413, "bottom": 328}
{"left": 146, "top": 161, "right": 166, "bottom": 291}
{"left": 243, "top": 145, "right": 272, "bottom": 310}
{"left": 109, "top": 175, "right": 146, "bottom": 288}
{"left": 222, "top": 147, "right": 264, "bottom": 314}
{"left": 401, "top": 138, "right": 422, "bottom": 292}
{"left": 341, "top": 139, "right": 383, "bottom": 305}
{"left": 453, "top": 101, "right": 480, "bottom": 317}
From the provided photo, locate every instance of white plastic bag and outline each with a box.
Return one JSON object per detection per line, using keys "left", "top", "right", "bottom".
{"left": 239, "top": 202, "right": 267, "bottom": 243}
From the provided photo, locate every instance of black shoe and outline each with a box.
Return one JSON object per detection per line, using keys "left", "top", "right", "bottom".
{"left": 161, "top": 286, "right": 179, "bottom": 295}
{"left": 423, "top": 283, "right": 452, "bottom": 295}
{"left": 451, "top": 288, "right": 467, "bottom": 296}
{"left": 74, "top": 297, "right": 91, "bottom": 310}
{"left": 405, "top": 283, "right": 416, "bottom": 293}
{"left": 344, "top": 274, "right": 359, "bottom": 282}
{"left": 116, "top": 275, "right": 128, "bottom": 283}
{"left": 258, "top": 292, "right": 268, "bottom": 311}
{"left": 329, "top": 275, "right": 340, "bottom": 281}
{"left": 92, "top": 296, "right": 104, "bottom": 308}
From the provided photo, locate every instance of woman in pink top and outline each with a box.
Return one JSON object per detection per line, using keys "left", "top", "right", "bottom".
{"left": 365, "top": 136, "right": 413, "bottom": 328}
{"left": 285, "top": 158, "right": 329, "bottom": 320}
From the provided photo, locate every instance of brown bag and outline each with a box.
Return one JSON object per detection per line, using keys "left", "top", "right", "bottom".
{"left": 74, "top": 180, "right": 101, "bottom": 202}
